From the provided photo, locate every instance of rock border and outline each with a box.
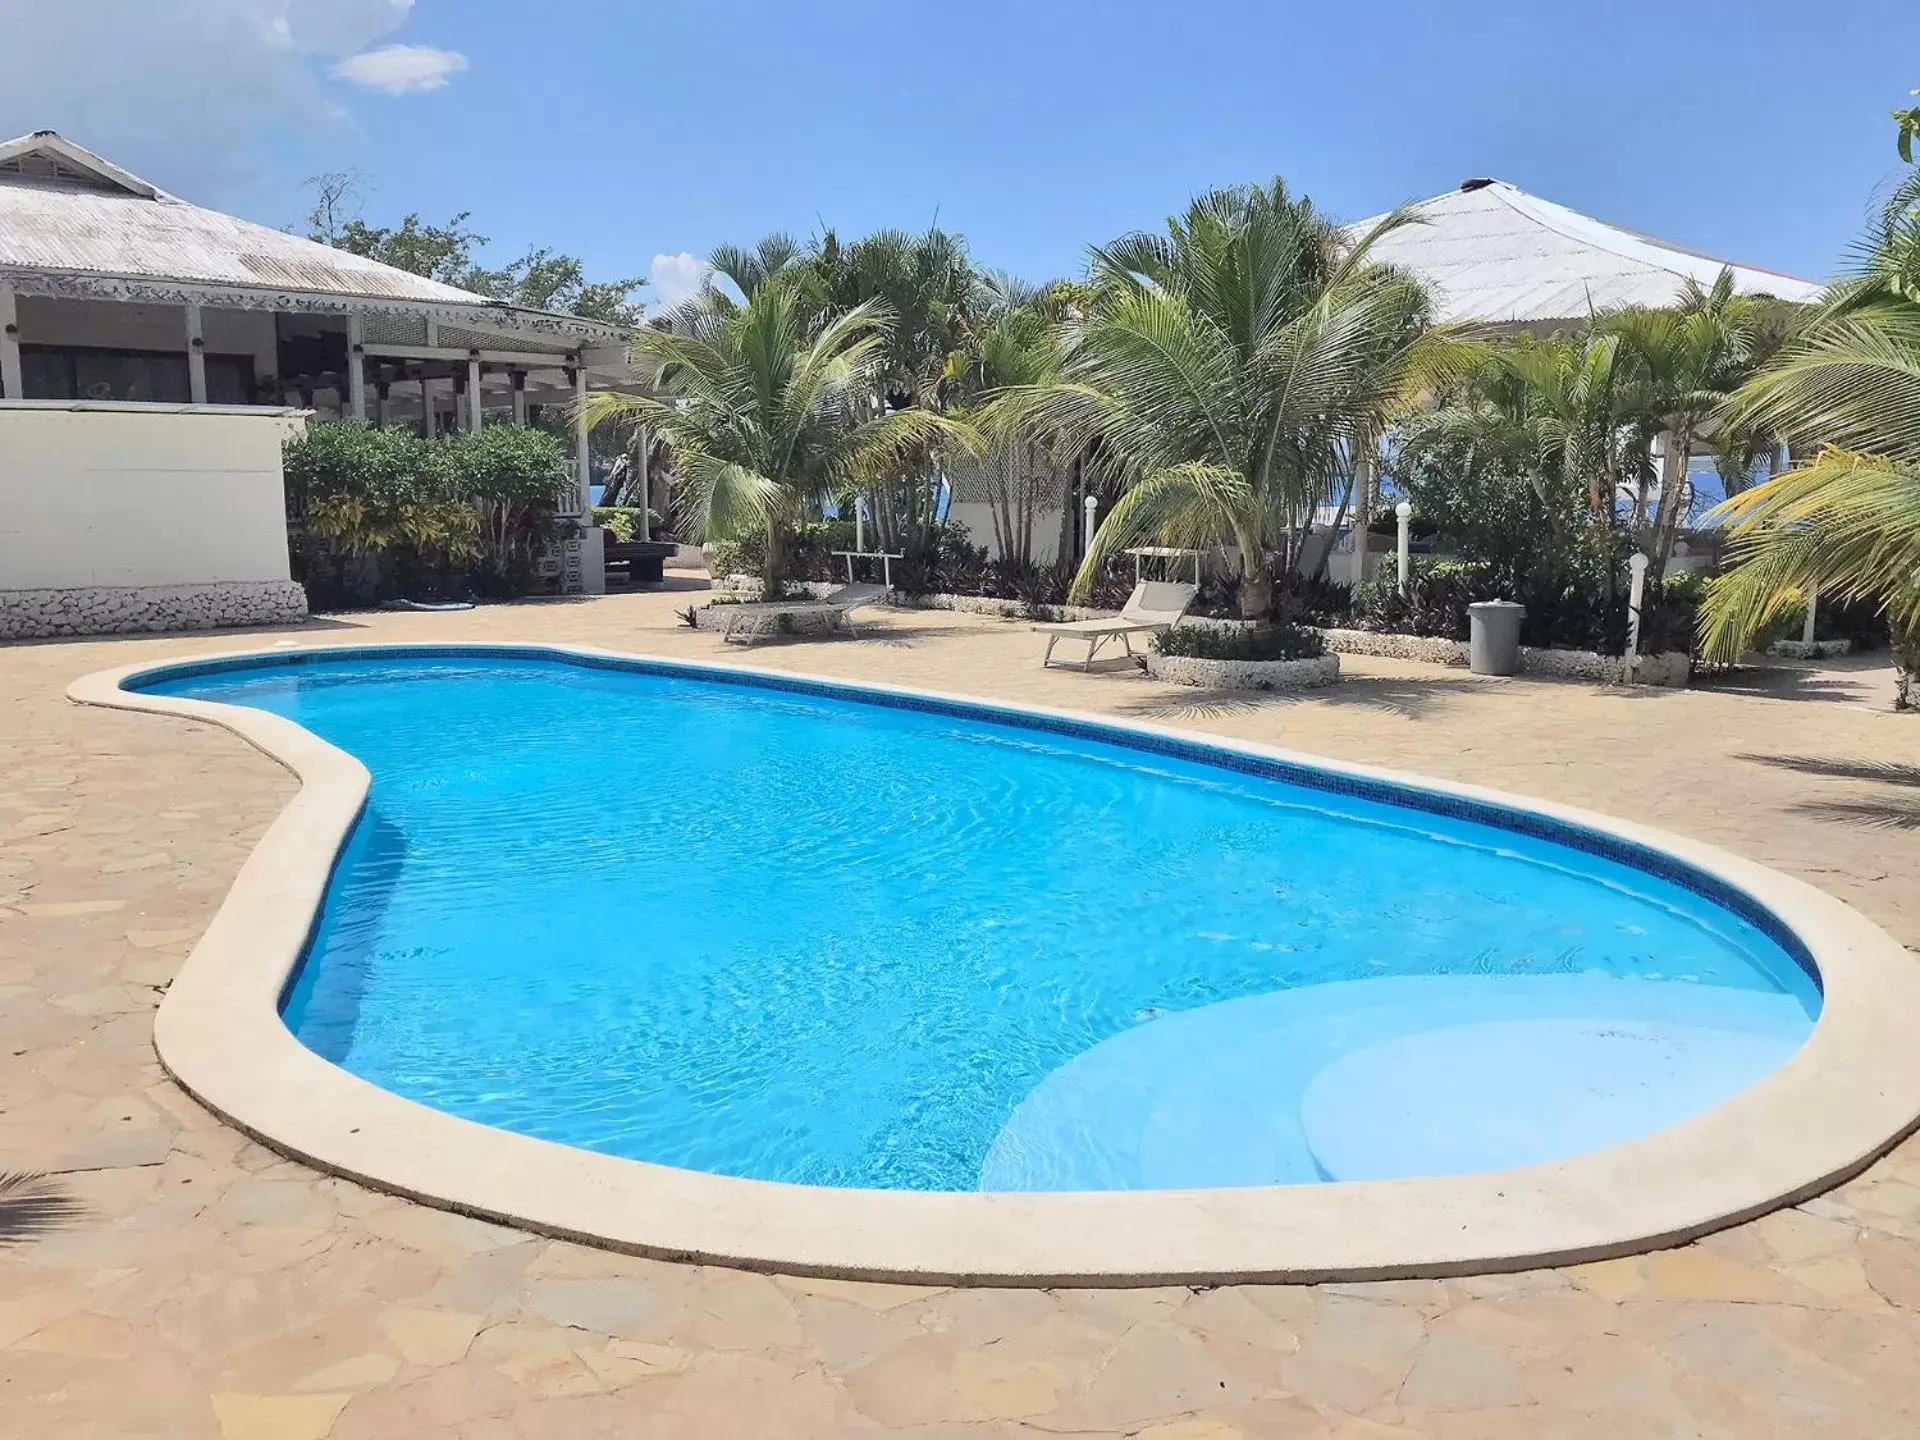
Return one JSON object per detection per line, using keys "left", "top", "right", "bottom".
{"left": 1146, "top": 651, "right": 1340, "bottom": 691}
{"left": 1769, "top": 638, "right": 1853, "bottom": 660}
{"left": 688, "top": 602, "right": 845, "bottom": 639}
{"left": 67, "top": 643, "right": 1920, "bottom": 1287}
{"left": 1, "top": 580, "right": 308, "bottom": 641}
{"left": 1315, "top": 628, "right": 1690, "bottom": 688}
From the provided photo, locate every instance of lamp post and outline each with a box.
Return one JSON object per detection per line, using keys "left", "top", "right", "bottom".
{"left": 1083, "top": 493, "right": 1099, "bottom": 559}
{"left": 1624, "top": 551, "right": 1650, "bottom": 678}
{"left": 1395, "top": 501, "right": 1412, "bottom": 596}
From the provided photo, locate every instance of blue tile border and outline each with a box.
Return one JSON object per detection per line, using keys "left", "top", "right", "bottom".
{"left": 125, "top": 643, "right": 1820, "bottom": 992}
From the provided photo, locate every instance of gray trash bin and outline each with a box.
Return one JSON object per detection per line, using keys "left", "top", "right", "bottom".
{"left": 1467, "top": 600, "right": 1526, "bottom": 676}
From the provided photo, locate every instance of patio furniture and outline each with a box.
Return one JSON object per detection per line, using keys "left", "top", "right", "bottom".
{"left": 603, "top": 539, "right": 678, "bottom": 585}
{"left": 830, "top": 549, "right": 905, "bottom": 587}
{"left": 717, "top": 582, "right": 891, "bottom": 645}
{"left": 1032, "top": 580, "right": 1199, "bottom": 670}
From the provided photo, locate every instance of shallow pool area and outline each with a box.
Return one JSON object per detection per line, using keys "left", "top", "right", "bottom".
{"left": 138, "top": 650, "right": 1820, "bottom": 1194}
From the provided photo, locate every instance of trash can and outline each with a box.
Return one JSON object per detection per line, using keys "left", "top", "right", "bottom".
{"left": 1467, "top": 600, "right": 1526, "bottom": 676}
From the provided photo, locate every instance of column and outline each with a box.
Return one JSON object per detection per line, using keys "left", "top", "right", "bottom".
{"left": 347, "top": 315, "right": 368, "bottom": 421}
{"left": 420, "top": 374, "right": 435, "bottom": 438}
{"left": 376, "top": 381, "right": 392, "bottom": 429}
{"left": 636, "top": 424, "right": 651, "bottom": 540}
{"left": 467, "top": 353, "right": 484, "bottom": 433}
{"left": 564, "top": 364, "right": 605, "bottom": 596}
{"left": 511, "top": 370, "right": 528, "bottom": 426}
{"left": 573, "top": 365, "right": 591, "bottom": 513}
{"left": 0, "top": 282, "right": 21, "bottom": 399}
{"left": 1395, "top": 501, "right": 1413, "bottom": 595}
{"left": 184, "top": 303, "right": 208, "bottom": 404}
{"left": 1351, "top": 439, "right": 1376, "bottom": 587}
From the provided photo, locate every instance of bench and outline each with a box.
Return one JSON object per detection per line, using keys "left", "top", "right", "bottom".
{"left": 603, "top": 539, "right": 678, "bottom": 585}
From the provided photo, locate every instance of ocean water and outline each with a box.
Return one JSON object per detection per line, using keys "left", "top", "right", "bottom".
{"left": 143, "top": 653, "right": 1819, "bottom": 1191}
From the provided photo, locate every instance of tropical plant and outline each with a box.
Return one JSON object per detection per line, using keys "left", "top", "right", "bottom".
{"left": 1153, "top": 623, "right": 1325, "bottom": 661}
{"left": 986, "top": 180, "right": 1454, "bottom": 621}
{"left": 1602, "top": 271, "right": 1780, "bottom": 576}
{"left": 284, "top": 422, "right": 482, "bottom": 567}
{"left": 578, "top": 279, "right": 977, "bottom": 597}
{"left": 0, "top": 1171, "right": 79, "bottom": 1244}
{"left": 436, "top": 426, "right": 574, "bottom": 574}
{"left": 1699, "top": 126, "right": 1920, "bottom": 706}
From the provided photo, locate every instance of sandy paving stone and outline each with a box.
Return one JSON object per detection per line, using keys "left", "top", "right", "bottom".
{"left": 293, "top": 1353, "right": 402, "bottom": 1391}
{"left": 379, "top": 1307, "right": 485, "bottom": 1366}
{"left": 210, "top": 1392, "right": 354, "bottom": 1440}
{"left": 4, "top": 594, "right": 1920, "bottom": 1436}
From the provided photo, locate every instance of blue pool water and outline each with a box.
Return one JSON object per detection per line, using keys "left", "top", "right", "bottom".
{"left": 140, "top": 652, "right": 1820, "bottom": 1192}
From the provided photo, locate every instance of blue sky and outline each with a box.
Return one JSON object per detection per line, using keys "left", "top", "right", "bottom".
{"left": 5, "top": 1, "right": 1915, "bottom": 308}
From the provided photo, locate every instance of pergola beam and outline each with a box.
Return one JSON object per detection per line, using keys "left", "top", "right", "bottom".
{"left": 361, "top": 342, "right": 580, "bottom": 368}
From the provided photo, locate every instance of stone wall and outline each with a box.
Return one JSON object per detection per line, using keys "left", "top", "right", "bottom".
{"left": 887, "top": 592, "right": 1112, "bottom": 624}
{"left": 1769, "top": 638, "right": 1852, "bottom": 660}
{"left": 1315, "top": 627, "right": 1690, "bottom": 687}
{"left": 0, "top": 581, "right": 309, "bottom": 641}
{"left": 1145, "top": 652, "right": 1341, "bottom": 691}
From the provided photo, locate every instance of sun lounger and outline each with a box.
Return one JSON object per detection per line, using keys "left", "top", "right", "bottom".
{"left": 717, "top": 582, "right": 891, "bottom": 644}
{"left": 1032, "top": 581, "right": 1199, "bottom": 669}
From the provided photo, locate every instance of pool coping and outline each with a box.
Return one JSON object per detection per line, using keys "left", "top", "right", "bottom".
{"left": 67, "top": 641, "right": 1920, "bottom": 1287}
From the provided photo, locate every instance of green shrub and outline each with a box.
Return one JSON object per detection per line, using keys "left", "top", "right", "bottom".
{"left": 704, "top": 520, "right": 857, "bottom": 582}
{"left": 284, "top": 420, "right": 574, "bottom": 604}
{"left": 1353, "top": 559, "right": 1500, "bottom": 639}
{"left": 1155, "top": 624, "right": 1326, "bottom": 661}
{"left": 593, "top": 506, "right": 667, "bottom": 543}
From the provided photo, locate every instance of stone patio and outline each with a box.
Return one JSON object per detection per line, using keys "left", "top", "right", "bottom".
{"left": 4, "top": 584, "right": 1919, "bottom": 1438}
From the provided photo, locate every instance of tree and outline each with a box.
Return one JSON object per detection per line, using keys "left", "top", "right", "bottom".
{"left": 1602, "top": 270, "right": 1775, "bottom": 578}
{"left": 1699, "top": 141, "right": 1920, "bottom": 704}
{"left": 578, "top": 278, "right": 976, "bottom": 596}
{"left": 987, "top": 180, "right": 1451, "bottom": 620}
{"left": 690, "top": 225, "right": 997, "bottom": 558}
{"left": 302, "top": 173, "right": 644, "bottom": 327}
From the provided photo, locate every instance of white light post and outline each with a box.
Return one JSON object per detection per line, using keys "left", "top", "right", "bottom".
{"left": 1395, "top": 500, "right": 1412, "bottom": 596}
{"left": 1624, "top": 551, "right": 1650, "bottom": 677}
{"left": 854, "top": 493, "right": 866, "bottom": 553}
{"left": 1083, "top": 493, "right": 1099, "bottom": 558}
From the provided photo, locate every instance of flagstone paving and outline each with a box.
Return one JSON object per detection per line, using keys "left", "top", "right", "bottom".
{"left": 4, "top": 586, "right": 1919, "bottom": 1438}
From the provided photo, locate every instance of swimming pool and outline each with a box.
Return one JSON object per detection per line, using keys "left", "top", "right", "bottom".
{"left": 133, "top": 649, "right": 1820, "bottom": 1195}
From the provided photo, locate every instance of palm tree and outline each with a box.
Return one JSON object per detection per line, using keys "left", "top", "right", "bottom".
{"left": 580, "top": 279, "right": 973, "bottom": 597}
{"left": 1699, "top": 161, "right": 1920, "bottom": 705}
{"left": 1602, "top": 270, "right": 1774, "bottom": 577}
{"left": 986, "top": 180, "right": 1452, "bottom": 620}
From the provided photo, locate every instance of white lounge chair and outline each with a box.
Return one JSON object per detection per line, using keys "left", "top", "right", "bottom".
{"left": 1032, "top": 580, "right": 1199, "bottom": 670}
{"left": 717, "top": 582, "right": 890, "bottom": 645}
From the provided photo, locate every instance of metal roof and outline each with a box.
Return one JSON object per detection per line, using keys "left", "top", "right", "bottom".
{"left": 1349, "top": 179, "right": 1824, "bottom": 326}
{"left": 0, "top": 132, "right": 611, "bottom": 335}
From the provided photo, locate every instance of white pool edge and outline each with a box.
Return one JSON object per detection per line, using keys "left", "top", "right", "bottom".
{"left": 67, "top": 641, "right": 1920, "bottom": 1286}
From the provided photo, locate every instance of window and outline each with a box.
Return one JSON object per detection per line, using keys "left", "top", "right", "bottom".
{"left": 19, "top": 346, "right": 256, "bottom": 404}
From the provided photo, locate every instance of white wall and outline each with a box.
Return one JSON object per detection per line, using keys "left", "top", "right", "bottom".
{"left": 949, "top": 502, "right": 1068, "bottom": 566}
{"left": 0, "top": 402, "right": 302, "bottom": 589}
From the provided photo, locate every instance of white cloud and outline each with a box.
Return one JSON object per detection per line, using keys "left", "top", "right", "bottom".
{"left": 650, "top": 252, "right": 713, "bottom": 311}
{"left": 0, "top": 1, "right": 436, "bottom": 203}
{"left": 333, "top": 43, "right": 466, "bottom": 95}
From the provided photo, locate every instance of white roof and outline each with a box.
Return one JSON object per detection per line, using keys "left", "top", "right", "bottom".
{"left": 0, "top": 131, "right": 610, "bottom": 335}
{"left": 1350, "top": 179, "right": 1824, "bottom": 326}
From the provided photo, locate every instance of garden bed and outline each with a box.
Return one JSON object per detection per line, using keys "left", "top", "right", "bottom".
{"left": 1768, "top": 638, "right": 1853, "bottom": 660}
{"left": 1316, "top": 628, "right": 1691, "bottom": 687}
{"left": 1146, "top": 651, "right": 1341, "bottom": 691}
{"left": 885, "top": 592, "right": 1114, "bottom": 624}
